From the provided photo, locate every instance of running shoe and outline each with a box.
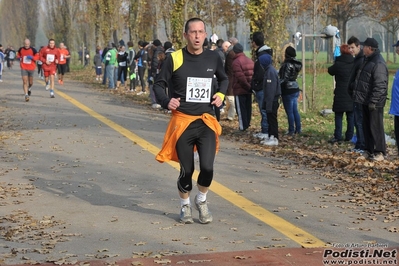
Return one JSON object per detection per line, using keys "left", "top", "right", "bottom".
{"left": 180, "top": 204, "right": 194, "bottom": 224}
{"left": 25, "top": 95, "right": 29, "bottom": 102}
{"left": 50, "top": 90, "right": 55, "bottom": 98}
{"left": 45, "top": 81, "right": 50, "bottom": 90}
{"left": 136, "top": 91, "right": 144, "bottom": 95}
{"left": 194, "top": 195, "right": 213, "bottom": 224}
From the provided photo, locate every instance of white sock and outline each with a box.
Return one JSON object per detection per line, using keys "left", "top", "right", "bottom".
{"left": 180, "top": 197, "right": 190, "bottom": 207}
{"left": 196, "top": 191, "right": 207, "bottom": 203}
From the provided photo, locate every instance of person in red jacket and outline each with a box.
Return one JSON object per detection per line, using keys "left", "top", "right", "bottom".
{"left": 39, "top": 39, "right": 60, "bottom": 98}
{"left": 17, "top": 39, "right": 39, "bottom": 102}
{"left": 231, "top": 43, "right": 254, "bottom": 131}
{"left": 57, "top": 42, "right": 70, "bottom": 85}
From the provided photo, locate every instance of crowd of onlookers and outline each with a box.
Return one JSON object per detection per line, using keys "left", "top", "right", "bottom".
{"left": 2, "top": 31, "right": 398, "bottom": 163}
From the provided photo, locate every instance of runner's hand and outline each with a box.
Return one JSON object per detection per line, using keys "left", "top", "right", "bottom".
{"left": 168, "top": 98, "right": 180, "bottom": 110}
{"left": 211, "top": 94, "right": 222, "bottom": 107}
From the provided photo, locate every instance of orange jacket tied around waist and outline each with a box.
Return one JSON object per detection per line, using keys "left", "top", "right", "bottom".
{"left": 156, "top": 110, "right": 222, "bottom": 163}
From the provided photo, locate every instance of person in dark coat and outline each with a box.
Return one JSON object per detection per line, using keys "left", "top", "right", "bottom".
{"left": 231, "top": 43, "right": 254, "bottom": 131}
{"left": 353, "top": 37, "right": 388, "bottom": 161}
{"left": 347, "top": 36, "right": 366, "bottom": 152}
{"left": 259, "top": 54, "right": 281, "bottom": 146}
{"left": 279, "top": 46, "right": 302, "bottom": 135}
{"left": 328, "top": 44, "right": 355, "bottom": 143}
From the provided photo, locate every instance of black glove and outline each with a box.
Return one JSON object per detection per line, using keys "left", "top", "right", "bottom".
{"left": 368, "top": 103, "right": 376, "bottom": 112}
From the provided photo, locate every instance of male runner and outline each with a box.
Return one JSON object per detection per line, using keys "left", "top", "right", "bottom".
{"left": 153, "top": 18, "right": 228, "bottom": 224}
{"left": 39, "top": 39, "right": 60, "bottom": 98}
{"left": 57, "top": 42, "right": 70, "bottom": 85}
{"left": 17, "top": 39, "right": 39, "bottom": 101}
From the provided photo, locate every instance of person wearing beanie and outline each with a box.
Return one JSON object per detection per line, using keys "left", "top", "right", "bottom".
{"left": 257, "top": 53, "right": 281, "bottom": 146}
{"left": 231, "top": 42, "right": 254, "bottom": 131}
{"left": 279, "top": 46, "right": 302, "bottom": 136}
{"left": 250, "top": 31, "right": 273, "bottom": 140}
{"left": 285, "top": 46, "right": 296, "bottom": 58}
{"left": 153, "top": 39, "right": 162, "bottom": 47}
{"left": 352, "top": 37, "right": 388, "bottom": 161}
{"left": 233, "top": 43, "right": 243, "bottom": 54}
{"left": 163, "top": 41, "right": 175, "bottom": 55}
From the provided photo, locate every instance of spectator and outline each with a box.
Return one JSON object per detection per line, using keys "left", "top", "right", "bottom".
{"left": 251, "top": 31, "right": 273, "bottom": 140}
{"left": 389, "top": 40, "right": 399, "bottom": 159}
{"left": 93, "top": 47, "right": 103, "bottom": 81}
{"left": 232, "top": 43, "right": 254, "bottom": 132}
{"left": 116, "top": 45, "right": 128, "bottom": 89}
{"left": 353, "top": 37, "right": 388, "bottom": 161}
{"left": 347, "top": 36, "right": 366, "bottom": 153}
{"left": 101, "top": 42, "right": 111, "bottom": 85}
{"left": 327, "top": 44, "right": 355, "bottom": 143}
{"left": 84, "top": 47, "right": 90, "bottom": 67}
{"left": 127, "top": 41, "right": 136, "bottom": 92}
{"left": 279, "top": 46, "right": 302, "bottom": 135}
{"left": 0, "top": 47, "right": 4, "bottom": 82}
{"left": 259, "top": 54, "right": 281, "bottom": 146}
{"left": 134, "top": 41, "right": 148, "bottom": 94}
{"left": 103, "top": 42, "right": 117, "bottom": 89}
{"left": 148, "top": 39, "right": 163, "bottom": 108}
{"left": 222, "top": 40, "right": 236, "bottom": 121}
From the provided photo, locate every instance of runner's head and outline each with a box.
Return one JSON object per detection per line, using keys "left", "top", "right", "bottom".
{"left": 183, "top": 18, "right": 207, "bottom": 55}
{"left": 59, "top": 42, "right": 65, "bottom": 49}
{"left": 48, "top": 39, "right": 56, "bottom": 49}
{"left": 24, "top": 39, "right": 30, "bottom": 49}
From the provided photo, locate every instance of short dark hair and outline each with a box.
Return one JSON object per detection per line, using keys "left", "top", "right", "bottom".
{"left": 127, "top": 41, "right": 133, "bottom": 47}
{"left": 347, "top": 36, "right": 360, "bottom": 46}
{"left": 251, "top": 32, "right": 264, "bottom": 46}
{"left": 340, "top": 44, "right": 351, "bottom": 55}
{"left": 216, "top": 39, "right": 224, "bottom": 48}
{"left": 184, "top": 17, "right": 206, "bottom": 33}
{"left": 48, "top": 38, "right": 55, "bottom": 43}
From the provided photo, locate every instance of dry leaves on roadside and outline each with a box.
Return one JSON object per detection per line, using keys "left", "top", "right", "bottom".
{"left": 220, "top": 120, "right": 399, "bottom": 227}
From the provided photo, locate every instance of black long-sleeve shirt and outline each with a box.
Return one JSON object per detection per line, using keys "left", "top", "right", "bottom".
{"left": 153, "top": 47, "right": 228, "bottom": 116}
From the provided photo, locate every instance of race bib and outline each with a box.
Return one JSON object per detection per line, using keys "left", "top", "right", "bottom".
{"left": 23, "top": 56, "right": 32, "bottom": 64}
{"left": 186, "top": 77, "right": 212, "bottom": 103}
{"left": 60, "top": 54, "right": 64, "bottom": 60}
{"left": 119, "top": 61, "right": 126, "bottom": 67}
{"left": 46, "top": 54, "right": 55, "bottom": 62}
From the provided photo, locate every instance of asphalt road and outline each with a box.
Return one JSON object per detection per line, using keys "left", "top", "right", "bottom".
{"left": 0, "top": 66, "right": 397, "bottom": 265}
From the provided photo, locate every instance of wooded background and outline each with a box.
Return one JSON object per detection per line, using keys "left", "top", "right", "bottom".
{"left": 0, "top": 0, "right": 398, "bottom": 62}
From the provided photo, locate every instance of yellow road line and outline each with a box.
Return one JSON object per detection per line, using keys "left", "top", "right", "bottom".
{"left": 55, "top": 88, "right": 327, "bottom": 248}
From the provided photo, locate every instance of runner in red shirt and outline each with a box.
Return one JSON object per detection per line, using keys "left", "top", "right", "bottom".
{"left": 17, "top": 39, "right": 39, "bottom": 102}
{"left": 39, "top": 39, "right": 60, "bottom": 98}
{"left": 57, "top": 42, "right": 70, "bottom": 85}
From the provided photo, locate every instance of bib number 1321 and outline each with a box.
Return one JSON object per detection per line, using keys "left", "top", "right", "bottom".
{"left": 186, "top": 77, "right": 212, "bottom": 103}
